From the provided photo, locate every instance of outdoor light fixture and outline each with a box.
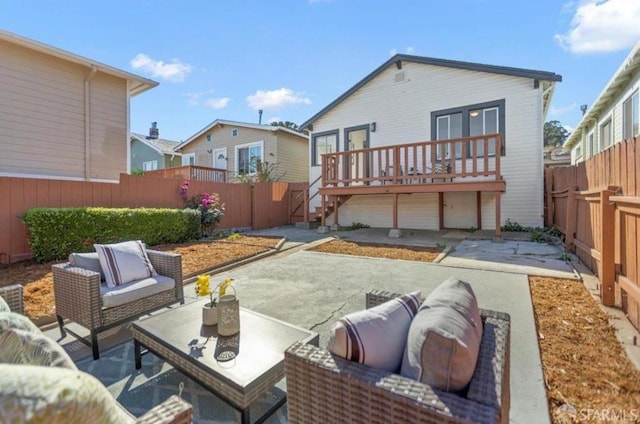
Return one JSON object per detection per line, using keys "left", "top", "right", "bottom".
{"left": 470, "top": 110, "right": 480, "bottom": 117}
{"left": 371, "top": 122, "right": 376, "bottom": 132}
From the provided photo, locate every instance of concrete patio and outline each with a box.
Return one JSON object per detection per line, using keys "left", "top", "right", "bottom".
{"left": 42, "top": 227, "right": 591, "bottom": 423}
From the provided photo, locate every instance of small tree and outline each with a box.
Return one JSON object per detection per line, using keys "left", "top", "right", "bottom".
{"left": 238, "top": 158, "right": 286, "bottom": 184}
{"left": 544, "top": 120, "right": 570, "bottom": 147}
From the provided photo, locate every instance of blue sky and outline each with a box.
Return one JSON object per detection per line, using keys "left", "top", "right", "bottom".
{"left": 2, "top": 0, "right": 640, "bottom": 141}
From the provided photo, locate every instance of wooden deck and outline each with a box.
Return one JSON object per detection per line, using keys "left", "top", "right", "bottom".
{"left": 303, "top": 134, "right": 506, "bottom": 236}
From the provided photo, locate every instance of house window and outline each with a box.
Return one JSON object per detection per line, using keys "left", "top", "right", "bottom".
{"left": 232, "top": 129, "right": 239, "bottom": 137}
{"left": 588, "top": 131, "right": 595, "bottom": 157}
{"left": 600, "top": 119, "right": 612, "bottom": 150}
{"left": 206, "top": 134, "right": 212, "bottom": 142}
{"left": 236, "top": 141, "right": 263, "bottom": 175}
{"left": 623, "top": 91, "right": 639, "bottom": 140}
{"left": 182, "top": 153, "right": 195, "bottom": 166}
{"left": 432, "top": 99, "right": 505, "bottom": 158}
{"left": 142, "top": 160, "right": 158, "bottom": 171}
{"left": 312, "top": 131, "right": 339, "bottom": 166}
{"left": 575, "top": 145, "right": 582, "bottom": 160}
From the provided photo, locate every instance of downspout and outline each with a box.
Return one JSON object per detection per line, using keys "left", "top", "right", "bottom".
{"left": 84, "top": 65, "right": 97, "bottom": 180}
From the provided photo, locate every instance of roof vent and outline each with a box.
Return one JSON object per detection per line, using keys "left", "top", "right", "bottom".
{"left": 148, "top": 122, "right": 159, "bottom": 140}
{"left": 394, "top": 71, "right": 405, "bottom": 83}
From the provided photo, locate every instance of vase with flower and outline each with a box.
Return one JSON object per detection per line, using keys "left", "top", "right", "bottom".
{"left": 195, "top": 275, "right": 234, "bottom": 326}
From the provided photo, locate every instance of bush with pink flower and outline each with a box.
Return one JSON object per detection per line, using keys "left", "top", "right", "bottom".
{"left": 178, "top": 180, "right": 225, "bottom": 236}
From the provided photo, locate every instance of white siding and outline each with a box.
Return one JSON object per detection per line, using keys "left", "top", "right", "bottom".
{"left": 311, "top": 62, "right": 546, "bottom": 228}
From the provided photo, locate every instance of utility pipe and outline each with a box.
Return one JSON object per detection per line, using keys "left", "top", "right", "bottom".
{"left": 84, "top": 65, "right": 97, "bottom": 180}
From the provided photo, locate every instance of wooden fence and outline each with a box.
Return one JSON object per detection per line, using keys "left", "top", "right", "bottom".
{"left": 545, "top": 136, "right": 640, "bottom": 331}
{"left": 0, "top": 174, "right": 306, "bottom": 263}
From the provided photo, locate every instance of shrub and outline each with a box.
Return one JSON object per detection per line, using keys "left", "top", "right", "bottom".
{"left": 22, "top": 207, "right": 200, "bottom": 263}
{"left": 177, "top": 180, "right": 225, "bottom": 236}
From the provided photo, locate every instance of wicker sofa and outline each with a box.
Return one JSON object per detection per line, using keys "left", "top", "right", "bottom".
{"left": 284, "top": 290, "right": 511, "bottom": 424}
{"left": 52, "top": 249, "right": 184, "bottom": 360}
{"left": 0, "top": 284, "right": 192, "bottom": 424}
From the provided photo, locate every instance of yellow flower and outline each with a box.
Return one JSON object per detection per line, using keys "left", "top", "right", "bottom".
{"left": 195, "top": 275, "right": 212, "bottom": 301}
{"left": 219, "top": 278, "right": 233, "bottom": 297}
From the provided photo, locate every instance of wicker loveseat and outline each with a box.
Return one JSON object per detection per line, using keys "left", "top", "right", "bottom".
{"left": 284, "top": 290, "right": 511, "bottom": 424}
{"left": 52, "top": 249, "right": 184, "bottom": 360}
{"left": 0, "top": 284, "right": 192, "bottom": 424}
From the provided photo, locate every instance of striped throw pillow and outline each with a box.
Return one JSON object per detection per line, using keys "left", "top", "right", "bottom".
{"left": 327, "top": 291, "right": 421, "bottom": 373}
{"left": 94, "top": 241, "right": 157, "bottom": 288}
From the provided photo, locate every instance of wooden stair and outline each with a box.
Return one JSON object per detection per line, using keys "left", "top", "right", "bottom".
{"left": 308, "top": 195, "right": 352, "bottom": 223}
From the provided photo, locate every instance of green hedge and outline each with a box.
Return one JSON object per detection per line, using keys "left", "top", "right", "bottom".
{"left": 22, "top": 207, "right": 201, "bottom": 263}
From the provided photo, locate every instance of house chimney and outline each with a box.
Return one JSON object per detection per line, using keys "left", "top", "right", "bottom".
{"left": 580, "top": 105, "right": 588, "bottom": 116}
{"left": 258, "top": 109, "right": 263, "bottom": 125}
{"left": 148, "top": 122, "right": 159, "bottom": 139}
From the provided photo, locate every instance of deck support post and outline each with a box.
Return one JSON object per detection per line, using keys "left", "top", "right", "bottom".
{"left": 438, "top": 192, "right": 444, "bottom": 230}
{"left": 317, "top": 194, "right": 329, "bottom": 234}
{"left": 331, "top": 195, "right": 341, "bottom": 231}
{"left": 389, "top": 193, "right": 401, "bottom": 238}
{"left": 476, "top": 191, "right": 482, "bottom": 230}
{"left": 494, "top": 192, "right": 502, "bottom": 241}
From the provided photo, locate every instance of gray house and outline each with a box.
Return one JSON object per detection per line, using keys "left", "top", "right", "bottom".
{"left": 130, "top": 123, "right": 181, "bottom": 173}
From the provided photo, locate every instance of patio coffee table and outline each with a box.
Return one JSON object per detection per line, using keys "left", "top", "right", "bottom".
{"left": 131, "top": 300, "right": 318, "bottom": 424}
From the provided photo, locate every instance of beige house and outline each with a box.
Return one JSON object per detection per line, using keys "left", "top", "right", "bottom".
{"left": 175, "top": 120, "right": 308, "bottom": 183}
{"left": 0, "top": 29, "right": 157, "bottom": 182}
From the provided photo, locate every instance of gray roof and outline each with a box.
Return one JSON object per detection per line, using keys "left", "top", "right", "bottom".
{"left": 301, "top": 54, "right": 562, "bottom": 129}
{"left": 130, "top": 133, "right": 181, "bottom": 155}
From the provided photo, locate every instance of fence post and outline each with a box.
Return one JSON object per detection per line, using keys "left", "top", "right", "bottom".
{"left": 600, "top": 188, "right": 616, "bottom": 306}
{"left": 544, "top": 169, "right": 553, "bottom": 227}
{"left": 565, "top": 186, "right": 577, "bottom": 253}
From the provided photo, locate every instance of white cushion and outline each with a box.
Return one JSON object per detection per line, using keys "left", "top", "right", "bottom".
{"left": 0, "top": 328, "right": 77, "bottom": 370}
{"left": 94, "top": 240, "right": 157, "bottom": 288}
{"left": 68, "top": 252, "right": 105, "bottom": 281}
{"left": 0, "top": 311, "right": 42, "bottom": 334}
{"left": 0, "top": 364, "right": 134, "bottom": 424}
{"left": 401, "top": 278, "right": 483, "bottom": 392}
{"left": 327, "top": 291, "right": 421, "bottom": 373}
{"left": 101, "top": 275, "right": 175, "bottom": 309}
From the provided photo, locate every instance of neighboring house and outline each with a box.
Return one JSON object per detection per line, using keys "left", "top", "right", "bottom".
{"left": 130, "top": 124, "right": 182, "bottom": 172}
{"left": 564, "top": 41, "right": 640, "bottom": 164}
{"left": 300, "top": 54, "right": 561, "bottom": 234}
{"left": 544, "top": 145, "right": 571, "bottom": 168}
{"left": 0, "top": 29, "right": 158, "bottom": 182}
{"left": 174, "top": 119, "right": 308, "bottom": 183}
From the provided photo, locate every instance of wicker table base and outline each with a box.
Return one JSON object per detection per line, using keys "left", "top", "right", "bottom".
{"left": 132, "top": 301, "right": 318, "bottom": 424}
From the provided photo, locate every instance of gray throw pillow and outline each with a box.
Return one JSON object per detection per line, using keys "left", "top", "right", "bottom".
{"left": 68, "top": 252, "right": 105, "bottom": 281}
{"left": 400, "top": 278, "right": 483, "bottom": 392}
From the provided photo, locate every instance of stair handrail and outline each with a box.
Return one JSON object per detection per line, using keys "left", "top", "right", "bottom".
{"left": 292, "top": 174, "right": 322, "bottom": 223}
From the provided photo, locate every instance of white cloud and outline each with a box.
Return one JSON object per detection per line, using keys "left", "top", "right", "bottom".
{"left": 246, "top": 88, "right": 311, "bottom": 110}
{"left": 390, "top": 46, "right": 417, "bottom": 56}
{"left": 550, "top": 102, "right": 577, "bottom": 116}
{"left": 554, "top": 0, "right": 640, "bottom": 54}
{"left": 186, "top": 92, "right": 202, "bottom": 106}
{"left": 564, "top": 125, "right": 575, "bottom": 133}
{"left": 205, "top": 97, "right": 230, "bottom": 109}
{"left": 130, "top": 53, "right": 192, "bottom": 82}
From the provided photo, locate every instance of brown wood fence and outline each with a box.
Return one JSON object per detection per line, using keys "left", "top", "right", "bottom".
{"left": 545, "top": 136, "right": 640, "bottom": 331}
{"left": 0, "top": 174, "right": 306, "bottom": 263}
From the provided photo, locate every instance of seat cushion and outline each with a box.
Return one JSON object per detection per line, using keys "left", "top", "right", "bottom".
{"left": 0, "top": 294, "right": 9, "bottom": 313}
{"left": 327, "top": 291, "right": 421, "bottom": 373}
{"left": 101, "top": 275, "right": 175, "bottom": 309}
{"left": 401, "top": 278, "right": 483, "bottom": 392}
{"left": 0, "top": 311, "right": 42, "bottom": 334}
{"left": 0, "top": 364, "right": 134, "bottom": 424}
{"left": 94, "top": 240, "right": 157, "bottom": 288}
{"left": 0, "top": 328, "right": 77, "bottom": 370}
{"left": 68, "top": 252, "right": 105, "bottom": 281}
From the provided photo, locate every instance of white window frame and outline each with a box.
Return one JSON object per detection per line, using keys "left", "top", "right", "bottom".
{"left": 600, "top": 117, "right": 613, "bottom": 150}
{"left": 142, "top": 160, "right": 158, "bottom": 171}
{"left": 623, "top": 90, "right": 639, "bottom": 140}
{"left": 235, "top": 140, "right": 264, "bottom": 176}
{"left": 588, "top": 131, "right": 595, "bottom": 157}
{"left": 182, "top": 153, "right": 195, "bottom": 166}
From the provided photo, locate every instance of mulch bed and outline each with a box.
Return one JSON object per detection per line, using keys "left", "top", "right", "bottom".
{"left": 309, "top": 239, "right": 442, "bottom": 262}
{"left": 530, "top": 276, "right": 640, "bottom": 422}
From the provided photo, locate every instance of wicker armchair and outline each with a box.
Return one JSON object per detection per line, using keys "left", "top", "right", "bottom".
{"left": 52, "top": 249, "right": 184, "bottom": 360}
{"left": 284, "top": 290, "right": 511, "bottom": 424}
{"left": 0, "top": 284, "right": 192, "bottom": 424}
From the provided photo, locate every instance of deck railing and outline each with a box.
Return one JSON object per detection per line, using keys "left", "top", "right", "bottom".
{"left": 321, "top": 134, "right": 502, "bottom": 187}
{"left": 144, "top": 165, "right": 228, "bottom": 182}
